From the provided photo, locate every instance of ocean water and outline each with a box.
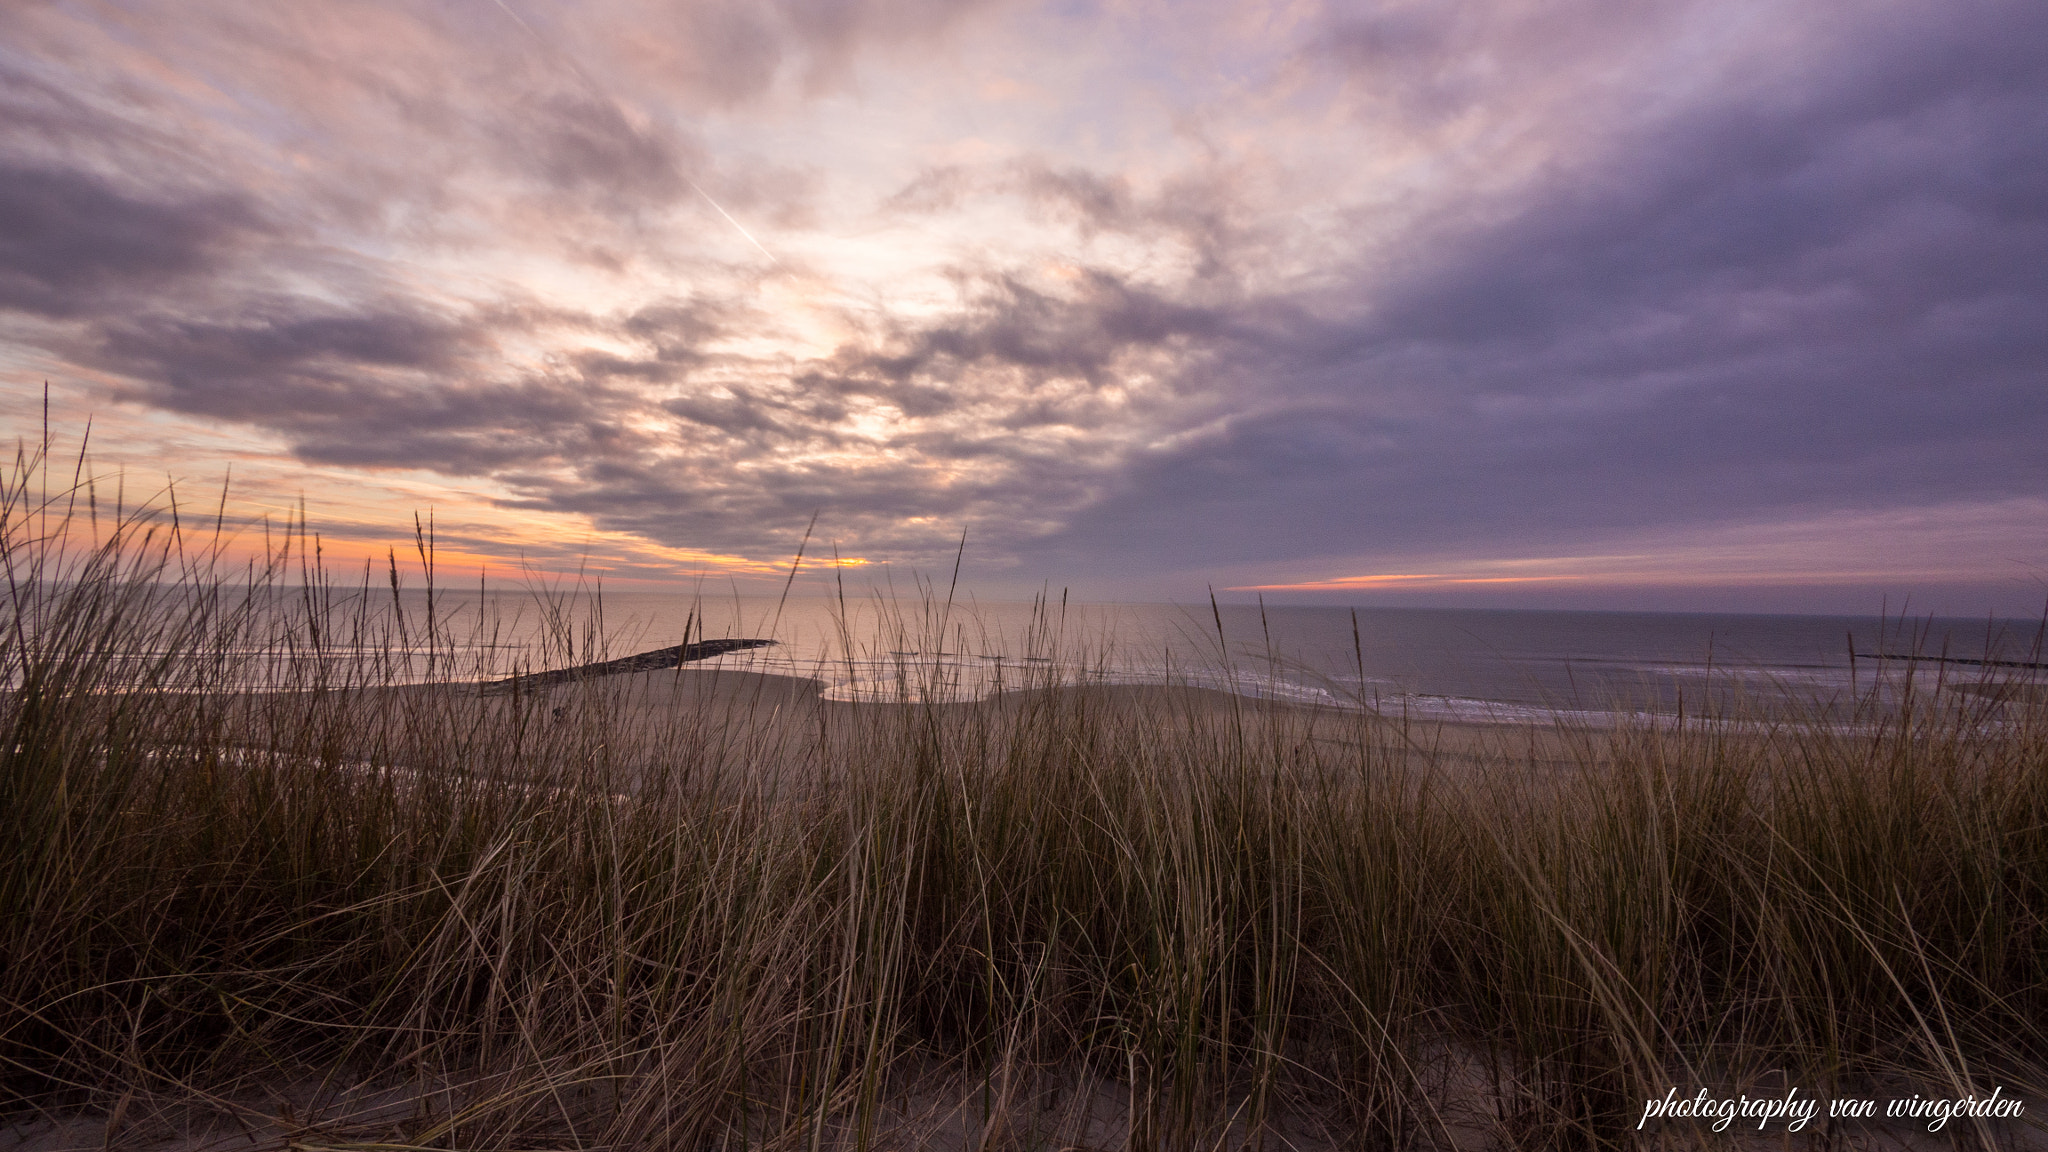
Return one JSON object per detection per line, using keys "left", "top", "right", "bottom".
{"left": 25, "top": 582, "right": 2040, "bottom": 722}
{"left": 458, "top": 592, "right": 2046, "bottom": 722}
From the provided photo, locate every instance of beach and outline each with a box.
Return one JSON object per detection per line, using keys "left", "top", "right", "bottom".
{"left": 7, "top": 580, "right": 2047, "bottom": 1150}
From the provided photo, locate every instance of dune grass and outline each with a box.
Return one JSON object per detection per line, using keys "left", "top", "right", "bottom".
{"left": 4, "top": 444, "right": 2047, "bottom": 1150}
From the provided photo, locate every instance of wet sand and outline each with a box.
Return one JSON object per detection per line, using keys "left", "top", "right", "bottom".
{"left": 350, "top": 666, "right": 1618, "bottom": 785}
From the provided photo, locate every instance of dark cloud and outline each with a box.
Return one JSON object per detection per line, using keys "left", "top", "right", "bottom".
{"left": 665, "top": 385, "right": 842, "bottom": 438}
{"left": 883, "top": 159, "right": 1247, "bottom": 278}
{"left": 41, "top": 254, "right": 1205, "bottom": 558}
{"left": 1315, "top": 1, "right": 1690, "bottom": 124}
{"left": 821, "top": 271, "right": 1220, "bottom": 394}
{"left": 1042, "top": 0, "right": 2048, "bottom": 573}
{"left": 881, "top": 165, "right": 974, "bottom": 214}
{"left": 95, "top": 303, "right": 644, "bottom": 476}
{"left": 524, "top": 269, "right": 1220, "bottom": 556}
{"left": 492, "top": 91, "right": 692, "bottom": 211}
{"left": 0, "top": 163, "right": 263, "bottom": 318}
{"left": 0, "top": 2, "right": 1226, "bottom": 565}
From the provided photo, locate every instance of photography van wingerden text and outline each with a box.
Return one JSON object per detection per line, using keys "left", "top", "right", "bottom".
{"left": 1639, "top": 1087, "right": 2025, "bottom": 1133}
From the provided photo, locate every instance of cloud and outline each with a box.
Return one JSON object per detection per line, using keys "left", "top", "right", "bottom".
{"left": 0, "top": 0, "right": 2041, "bottom": 605}
{"left": 7, "top": 0, "right": 1253, "bottom": 569}
{"left": 81, "top": 290, "right": 743, "bottom": 482}
{"left": 0, "top": 162, "right": 264, "bottom": 319}
{"left": 559, "top": 0, "right": 1002, "bottom": 106}
{"left": 504, "top": 268, "right": 1226, "bottom": 558}
{"left": 53, "top": 252, "right": 1222, "bottom": 560}
{"left": 882, "top": 158, "right": 1251, "bottom": 279}
{"left": 488, "top": 91, "right": 694, "bottom": 214}
{"left": 1040, "top": 0, "right": 2048, "bottom": 578}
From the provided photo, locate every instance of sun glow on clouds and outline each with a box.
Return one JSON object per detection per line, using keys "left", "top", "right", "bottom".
{"left": 1218, "top": 498, "right": 2048, "bottom": 609}
{"left": 3, "top": 0, "right": 2045, "bottom": 610}
{"left": 1231, "top": 574, "right": 1586, "bottom": 591}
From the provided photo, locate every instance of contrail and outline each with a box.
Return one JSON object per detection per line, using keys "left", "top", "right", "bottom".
{"left": 483, "top": 0, "right": 781, "bottom": 267}
{"left": 684, "top": 178, "right": 781, "bottom": 266}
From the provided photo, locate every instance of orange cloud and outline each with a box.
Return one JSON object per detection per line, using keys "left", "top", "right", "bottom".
{"left": 1227, "top": 573, "right": 1586, "bottom": 591}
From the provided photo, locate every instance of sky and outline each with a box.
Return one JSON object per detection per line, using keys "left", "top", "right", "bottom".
{"left": 3, "top": 0, "right": 2044, "bottom": 615}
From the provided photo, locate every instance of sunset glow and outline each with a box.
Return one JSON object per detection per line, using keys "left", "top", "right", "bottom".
{"left": 1229, "top": 575, "right": 1587, "bottom": 591}
{"left": 2, "top": 0, "right": 2042, "bottom": 611}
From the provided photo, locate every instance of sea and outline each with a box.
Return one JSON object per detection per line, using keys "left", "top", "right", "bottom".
{"left": 394, "top": 590, "right": 2047, "bottom": 724}
{"left": 23, "top": 582, "right": 2043, "bottom": 723}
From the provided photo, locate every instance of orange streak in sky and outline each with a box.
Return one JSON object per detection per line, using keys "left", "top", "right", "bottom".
{"left": 1227, "top": 574, "right": 1586, "bottom": 591}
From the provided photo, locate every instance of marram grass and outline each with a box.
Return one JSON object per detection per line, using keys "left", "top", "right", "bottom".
{"left": 4, "top": 449, "right": 2047, "bottom": 1150}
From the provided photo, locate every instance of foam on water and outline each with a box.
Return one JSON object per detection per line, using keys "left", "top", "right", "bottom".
{"left": 688, "top": 646, "right": 1345, "bottom": 706}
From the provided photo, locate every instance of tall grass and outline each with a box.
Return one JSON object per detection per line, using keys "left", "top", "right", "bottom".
{"left": 3, "top": 442, "right": 2046, "bottom": 1150}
